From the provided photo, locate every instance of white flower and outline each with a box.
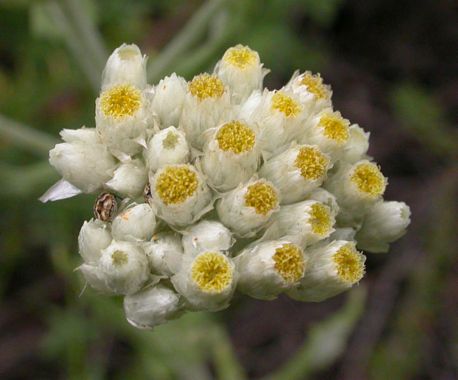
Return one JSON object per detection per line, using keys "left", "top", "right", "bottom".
{"left": 101, "top": 44, "right": 147, "bottom": 90}
{"left": 216, "top": 178, "right": 280, "bottom": 237}
{"left": 341, "top": 124, "right": 370, "bottom": 163}
{"left": 143, "top": 126, "right": 190, "bottom": 172}
{"left": 263, "top": 200, "right": 335, "bottom": 247}
{"left": 182, "top": 220, "right": 233, "bottom": 256}
{"left": 148, "top": 164, "right": 213, "bottom": 227}
{"left": 124, "top": 284, "right": 183, "bottom": 329}
{"left": 214, "top": 45, "right": 267, "bottom": 104}
{"left": 171, "top": 251, "right": 237, "bottom": 311}
{"left": 301, "top": 110, "right": 351, "bottom": 161}
{"left": 201, "top": 120, "right": 260, "bottom": 191}
{"left": 95, "top": 84, "right": 155, "bottom": 160}
{"left": 106, "top": 158, "right": 148, "bottom": 199}
{"left": 356, "top": 201, "right": 411, "bottom": 253}
{"left": 97, "top": 240, "right": 150, "bottom": 295}
{"left": 180, "top": 73, "right": 231, "bottom": 149}
{"left": 287, "top": 240, "right": 365, "bottom": 302}
{"left": 49, "top": 128, "right": 117, "bottom": 193}
{"left": 151, "top": 73, "right": 187, "bottom": 128}
{"left": 258, "top": 144, "right": 331, "bottom": 204}
{"left": 111, "top": 203, "right": 156, "bottom": 242}
{"left": 308, "top": 188, "right": 340, "bottom": 216}
{"left": 143, "top": 232, "right": 184, "bottom": 276}
{"left": 239, "top": 89, "right": 306, "bottom": 158}
{"left": 234, "top": 241, "right": 306, "bottom": 300}
{"left": 285, "top": 71, "right": 332, "bottom": 114}
{"left": 324, "top": 159, "right": 387, "bottom": 224}
{"left": 78, "top": 218, "right": 112, "bottom": 264}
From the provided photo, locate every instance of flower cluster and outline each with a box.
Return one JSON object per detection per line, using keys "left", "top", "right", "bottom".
{"left": 42, "top": 44, "right": 411, "bottom": 329}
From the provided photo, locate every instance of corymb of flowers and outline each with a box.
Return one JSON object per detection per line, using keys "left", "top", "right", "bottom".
{"left": 41, "top": 44, "right": 411, "bottom": 329}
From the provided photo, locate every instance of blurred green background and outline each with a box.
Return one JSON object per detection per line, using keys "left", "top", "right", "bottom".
{"left": 0, "top": 0, "right": 457, "bottom": 379}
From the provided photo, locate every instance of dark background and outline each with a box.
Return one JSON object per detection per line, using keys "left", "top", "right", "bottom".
{"left": 0, "top": 0, "right": 457, "bottom": 379}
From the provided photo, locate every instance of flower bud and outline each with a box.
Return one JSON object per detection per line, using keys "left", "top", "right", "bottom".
{"left": 143, "top": 232, "right": 183, "bottom": 276}
{"left": 258, "top": 144, "right": 331, "bottom": 204}
{"left": 342, "top": 124, "right": 370, "bottom": 163}
{"left": 124, "top": 284, "right": 183, "bottom": 329}
{"left": 216, "top": 179, "right": 280, "bottom": 237}
{"left": 151, "top": 73, "right": 187, "bottom": 128}
{"left": 79, "top": 263, "right": 113, "bottom": 294}
{"left": 180, "top": 73, "right": 231, "bottom": 149}
{"left": 101, "top": 44, "right": 147, "bottom": 90}
{"left": 148, "top": 164, "right": 212, "bottom": 227}
{"left": 111, "top": 203, "right": 157, "bottom": 241}
{"left": 214, "top": 45, "right": 267, "bottom": 104}
{"left": 201, "top": 120, "right": 260, "bottom": 191}
{"left": 98, "top": 241, "right": 150, "bottom": 295}
{"left": 95, "top": 84, "right": 154, "bottom": 160}
{"left": 172, "top": 251, "right": 237, "bottom": 311}
{"left": 234, "top": 241, "right": 306, "bottom": 300}
{"left": 78, "top": 219, "right": 112, "bottom": 264}
{"left": 285, "top": 71, "right": 332, "bottom": 114}
{"left": 143, "top": 126, "right": 190, "bottom": 171}
{"left": 182, "top": 220, "right": 233, "bottom": 256}
{"left": 239, "top": 89, "right": 306, "bottom": 158}
{"left": 356, "top": 201, "right": 411, "bottom": 253}
{"left": 49, "top": 128, "right": 117, "bottom": 193}
{"left": 263, "top": 200, "right": 335, "bottom": 247}
{"left": 106, "top": 159, "right": 148, "bottom": 199}
{"left": 287, "top": 241, "right": 366, "bottom": 302}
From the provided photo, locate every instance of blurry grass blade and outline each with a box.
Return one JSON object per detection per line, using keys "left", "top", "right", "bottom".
{"left": 0, "top": 114, "right": 57, "bottom": 156}
{"left": 44, "top": 1, "right": 100, "bottom": 91}
{"left": 147, "top": 0, "right": 229, "bottom": 82}
{"left": 265, "top": 287, "right": 366, "bottom": 380}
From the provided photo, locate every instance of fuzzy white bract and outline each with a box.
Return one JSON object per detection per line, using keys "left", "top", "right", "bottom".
{"left": 42, "top": 43, "right": 410, "bottom": 328}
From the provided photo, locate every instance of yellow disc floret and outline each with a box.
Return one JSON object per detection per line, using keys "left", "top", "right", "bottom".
{"left": 216, "top": 121, "right": 255, "bottom": 154}
{"left": 273, "top": 243, "right": 305, "bottom": 283}
{"left": 309, "top": 203, "right": 332, "bottom": 235}
{"left": 112, "top": 251, "right": 128, "bottom": 267}
{"left": 300, "top": 72, "right": 330, "bottom": 100}
{"left": 318, "top": 113, "right": 350, "bottom": 143}
{"left": 333, "top": 244, "right": 365, "bottom": 284}
{"left": 100, "top": 84, "right": 141, "bottom": 119}
{"left": 223, "top": 45, "right": 257, "bottom": 69}
{"left": 271, "top": 92, "right": 301, "bottom": 118}
{"left": 244, "top": 181, "right": 279, "bottom": 215}
{"left": 189, "top": 73, "right": 225, "bottom": 100}
{"left": 350, "top": 162, "right": 386, "bottom": 198}
{"left": 191, "top": 252, "right": 232, "bottom": 293}
{"left": 155, "top": 165, "right": 198, "bottom": 205}
{"left": 294, "top": 146, "right": 329, "bottom": 180}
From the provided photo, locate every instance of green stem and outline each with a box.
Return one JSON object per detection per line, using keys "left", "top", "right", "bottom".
{"left": 147, "top": 0, "right": 230, "bottom": 83}
{"left": 46, "top": 1, "right": 100, "bottom": 91}
{"left": 0, "top": 114, "right": 57, "bottom": 156}
{"left": 59, "top": 0, "right": 108, "bottom": 71}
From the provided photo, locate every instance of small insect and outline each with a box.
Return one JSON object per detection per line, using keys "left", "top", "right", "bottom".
{"left": 143, "top": 182, "right": 152, "bottom": 204}
{"left": 94, "top": 192, "right": 117, "bottom": 221}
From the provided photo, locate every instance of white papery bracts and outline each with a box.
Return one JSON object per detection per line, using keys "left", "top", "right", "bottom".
{"left": 43, "top": 43, "right": 410, "bottom": 329}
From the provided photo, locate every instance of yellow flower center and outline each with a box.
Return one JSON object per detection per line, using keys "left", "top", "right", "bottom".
{"left": 273, "top": 243, "right": 305, "bottom": 283}
{"left": 100, "top": 84, "right": 141, "bottom": 119}
{"left": 111, "top": 251, "right": 128, "bottom": 267}
{"left": 244, "top": 181, "right": 278, "bottom": 215}
{"left": 271, "top": 92, "right": 301, "bottom": 118}
{"left": 294, "top": 146, "right": 329, "bottom": 180}
{"left": 162, "top": 131, "right": 179, "bottom": 149}
{"left": 350, "top": 162, "right": 386, "bottom": 198}
{"left": 309, "top": 203, "right": 332, "bottom": 235}
{"left": 333, "top": 244, "right": 365, "bottom": 284}
{"left": 318, "top": 113, "right": 350, "bottom": 143}
{"left": 300, "top": 72, "right": 330, "bottom": 100}
{"left": 189, "top": 73, "right": 225, "bottom": 100}
{"left": 223, "top": 45, "right": 257, "bottom": 69}
{"left": 191, "top": 252, "right": 232, "bottom": 293}
{"left": 216, "top": 121, "right": 255, "bottom": 154}
{"left": 155, "top": 165, "right": 198, "bottom": 205}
